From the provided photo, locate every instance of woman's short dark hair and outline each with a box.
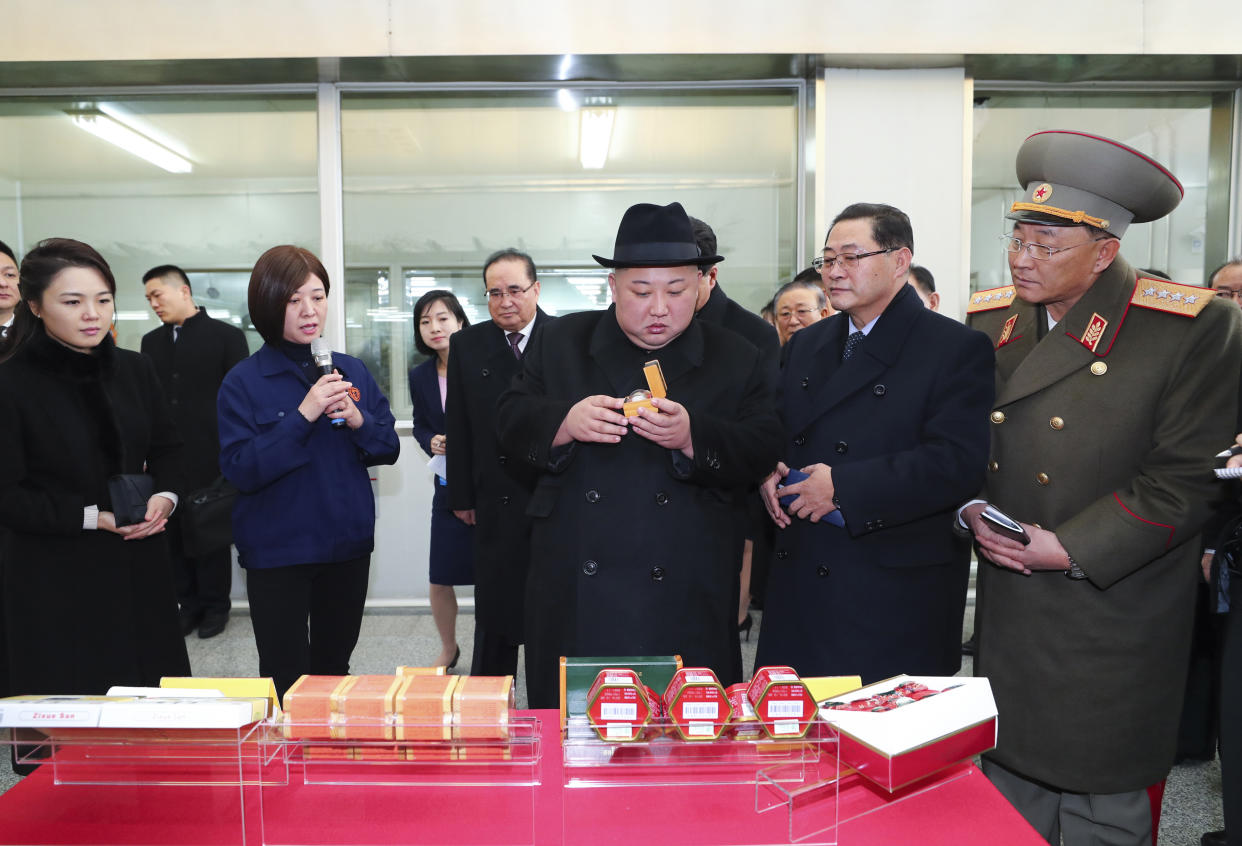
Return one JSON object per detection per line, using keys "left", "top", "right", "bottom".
{"left": 247, "top": 245, "right": 329, "bottom": 346}
{"left": 0, "top": 238, "right": 116, "bottom": 361}
{"left": 412, "top": 290, "right": 469, "bottom": 357}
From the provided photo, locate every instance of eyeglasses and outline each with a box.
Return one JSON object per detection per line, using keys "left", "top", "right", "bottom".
{"left": 1001, "top": 235, "right": 1107, "bottom": 261}
{"left": 777, "top": 307, "right": 819, "bottom": 321}
{"left": 484, "top": 280, "right": 537, "bottom": 301}
{"left": 812, "top": 248, "right": 897, "bottom": 272}
{"left": 1212, "top": 288, "right": 1242, "bottom": 301}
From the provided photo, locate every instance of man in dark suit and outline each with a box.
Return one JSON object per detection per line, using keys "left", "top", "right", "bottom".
{"left": 689, "top": 216, "right": 780, "bottom": 655}
{"left": 754, "top": 202, "right": 994, "bottom": 682}
{"left": 141, "top": 265, "right": 249, "bottom": 639}
{"left": 497, "top": 202, "right": 781, "bottom": 708}
{"left": 445, "top": 249, "right": 551, "bottom": 677}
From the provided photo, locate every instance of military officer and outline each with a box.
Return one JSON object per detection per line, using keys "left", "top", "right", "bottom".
{"left": 960, "top": 130, "right": 1242, "bottom": 846}
{"left": 496, "top": 202, "right": 781, "bottom": 708}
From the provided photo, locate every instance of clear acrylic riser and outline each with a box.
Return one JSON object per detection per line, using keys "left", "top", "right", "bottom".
{"left": 3, "top": 723, "right": 266, "bottom": 787}
{"left": 246, "top": 715, "right": 542, "bottom": 846}
{"left": 561, "top": 715, "right": 841, "bottom": 845}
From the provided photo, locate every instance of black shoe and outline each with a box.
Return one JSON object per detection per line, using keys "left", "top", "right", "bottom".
{"left": 447, "top": 646, "right": 461, "bottom": 671}
{"left": 961, "top": 634, "right": 976, "bottom": 656}
{"left": 197, "top": 613, "right": 228, "bottom": 639}
{"left": 179, "top": 610, "right": 202, "bottom": 637}
{"left": 1201, "top": 831, "right": 1228, "bottom": 846}
{"left": 738, "top": 613, "right": 754, "bottom": 642}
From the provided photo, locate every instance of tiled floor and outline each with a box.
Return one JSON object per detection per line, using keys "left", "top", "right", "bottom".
{"left": 0, "top": 606, "right": 1225, "bottom": 845}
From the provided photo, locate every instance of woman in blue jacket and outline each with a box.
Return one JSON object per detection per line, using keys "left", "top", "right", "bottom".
{"left": 408, "top": 290, "right": 472, "bottom": 669}
{"left": 218, "top": 245, "right": 399, "bottom": 700}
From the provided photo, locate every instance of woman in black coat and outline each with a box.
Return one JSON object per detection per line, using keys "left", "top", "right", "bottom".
{"left": 0, "top": 239, "right": 190, "bottom": 701}
{"left": 407, "top": 290, "right": 473, "bottom": 669}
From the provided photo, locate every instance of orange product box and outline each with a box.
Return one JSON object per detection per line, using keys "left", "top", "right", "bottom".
{"left": 350, "top": 744, "right": 404, "bottom": 761}
{"left": 396, "top": 665, "right": 447, "bottom": 676}
{"left": 452, "top": 675, "right": 514, "bottom": 740}
{"left": 405, "top": 745, "right": 458, "bottom": 762}
{"left": 283, "top": 675, "right": 356, "bottom": 739}
{"left": 663, "top": 668, "right": 732, "bottom": 741}
{"left": 393, "top": 674, "right": 458, "bottom": 741}
{"left": 303, "top": 744, "right": 352, "bottom": 760}
{"left": 746, "top": 666, "right": 817, "bottom": 739}
{"left": 334, "top": 675, "right": 404, "bottom": 740}
{"left": 585, "top": 669, "right": 656, "bottom": 742}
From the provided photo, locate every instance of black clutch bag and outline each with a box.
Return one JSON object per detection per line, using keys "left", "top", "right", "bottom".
{"left": 107, "top": 473, "right": 155, "bottom": 527}
{"left": 181, "top": 476, "right": 239, "bottom": 558}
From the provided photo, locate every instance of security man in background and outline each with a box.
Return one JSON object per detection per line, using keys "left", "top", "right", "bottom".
{"left": 960, "top": 130, "right": 1242, "bottom": 846}
{"left": 445, "top": 249, "right": 552, "bottom": 677}
{"left": 141, "top": 264, "right": 249, "bottom": 639}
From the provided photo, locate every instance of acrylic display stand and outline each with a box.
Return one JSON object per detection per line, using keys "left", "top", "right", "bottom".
{"left": 245, "top": 714, "right": 542, "bottom": 846}
{"left": 561, "top": 714, "right": 841, "bottom": 845}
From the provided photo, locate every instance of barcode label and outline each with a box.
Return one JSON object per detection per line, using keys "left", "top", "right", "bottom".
{"left": 687, "top": 722, "right": 715, "bottom": 737}
{"left": 686, "top": 673, "right": 713, "bottom": 683}
{"left": 606, "top": 723, "right": 634, "bottom": 739}
{"left": 605, "top": 675, "right": 630, "bottom": 684}
{"left": 600, "top": 703, "right": 637, "bottom": 721}
{"left": 767, "top": 700, "right": 803, "bottom": 719}
{"left": 682, "top": 702, "right": 719, "bottom": 720}
{"left": 772, "top": 719, "right": 800, "bottom": 736}
{"left": 770, "top": 673, "right": 798, "bottom": 681}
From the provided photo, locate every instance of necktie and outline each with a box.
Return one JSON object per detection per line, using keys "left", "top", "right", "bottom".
{"left": 842, "top": 330, "right": 864, "bottom": 361}
{"left": 172, "top": 326, "right": 180, "bottom": 343}
{"left": 507, "top": 331, "right": 524, "bottom": 360}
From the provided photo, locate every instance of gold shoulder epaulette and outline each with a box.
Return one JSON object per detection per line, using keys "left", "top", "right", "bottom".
{"left": 967, "top": 286, "right": 1017, "bottom": 313}
{"left": 1130, "top": 278, "right": 1214, "bottom": 317}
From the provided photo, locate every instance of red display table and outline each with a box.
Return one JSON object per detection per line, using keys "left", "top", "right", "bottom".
{"left": 0, "top": 709, "right": 1043, "bottom": 845}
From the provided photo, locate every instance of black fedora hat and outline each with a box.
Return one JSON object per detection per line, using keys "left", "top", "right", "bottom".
{"left": 593, "top": 202, "right": 725, "bottom": 269}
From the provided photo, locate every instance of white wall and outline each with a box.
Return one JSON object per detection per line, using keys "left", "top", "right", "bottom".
{"left": 818, "top": 68, "right": 972, "bottom": 319}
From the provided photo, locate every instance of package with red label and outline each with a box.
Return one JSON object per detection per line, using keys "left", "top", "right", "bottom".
{"left": 586, "top": 668, "right": 657, "bottom": 742}
{"left": 333, "top": 675, "right": 404, "bottom": 740}
{"left": 818, "top": 675, "right": 997, "bottom": 792}
{"left": 283, "top": 675, "right": 354, "bottom": 739}
{"left": 452, "top": 675, "right": 514, "bottom": 740}
{"left": 663, "top": 668, "right": 732, "bottom": 741}
{"left": 725, "top": 683, "right": 764, "bottom": 740}
{"left": 746, "top": 666, "right": 817, "bottom": 738}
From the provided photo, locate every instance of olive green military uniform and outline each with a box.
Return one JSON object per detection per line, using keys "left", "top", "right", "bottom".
{"left": 970, "top": 257, "right": 1242, "bottom": 792}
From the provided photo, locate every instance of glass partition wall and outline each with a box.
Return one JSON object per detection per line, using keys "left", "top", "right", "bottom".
{"left": 970, "top": 92, "right": 1221, "bottom": 293}
{"left": 0, "top": 93, "right": 320, "bottom": 350}
{"left": 340, "top": 86, "right": 803, "bottom": 418}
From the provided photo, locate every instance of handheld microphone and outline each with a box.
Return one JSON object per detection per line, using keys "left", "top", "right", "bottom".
{"left": 309, "top": 338, "right": 347, "bottom": 429}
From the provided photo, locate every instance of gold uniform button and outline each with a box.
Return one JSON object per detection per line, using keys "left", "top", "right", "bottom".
{"left": 1090, "top": 361, "right": 1108, "bottom": 376}
{"left": 1036, "top": 472, "right": 1050, "bottom": 486}
{"left": 1049, "top": 417, "right": 1065, "bottom": 430}
{"left": 990, "top": 411, "right": 1006, "bottom": 424}
{"left": 989, "top": 460, "right": 1000, "bottom": 472}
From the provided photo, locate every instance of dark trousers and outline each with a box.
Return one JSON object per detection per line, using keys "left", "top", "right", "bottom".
{"left": 471, "top": 624, "right": 519, "bottom": 678}
{"left": 1223, "top": 576, "right": 1241, "bottom": 844}
{"left": 168, "top": 517, "right": 233, "bottom": 619}
{"left": 245, "top": 557, "right": 370, "bottom": 703}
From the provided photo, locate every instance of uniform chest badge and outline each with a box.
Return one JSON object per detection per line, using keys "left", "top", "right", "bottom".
{"left": 996, "top": 314, "right": 1020, "bottom": 349}
{"left": 1079, "top": 312, "right": 1108, "bottom": 353}
{"left": 348, "top": 386, "right": 361, "bottom": 402}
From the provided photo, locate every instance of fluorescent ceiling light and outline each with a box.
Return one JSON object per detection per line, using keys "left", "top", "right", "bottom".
{"left": 579, "top": 107, "right": 616, "bottom": 170}
{"left": 69, "top": 110, "right": 193, "bottom": 174}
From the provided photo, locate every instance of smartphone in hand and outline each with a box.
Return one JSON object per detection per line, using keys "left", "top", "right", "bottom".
{"left": 980, "top": 505, "right": 1031, "bottom": 545}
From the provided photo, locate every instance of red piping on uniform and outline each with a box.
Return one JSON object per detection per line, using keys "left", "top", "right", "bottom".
{"left": 1113, "top": 492, "right": 1175, "bottom": 548}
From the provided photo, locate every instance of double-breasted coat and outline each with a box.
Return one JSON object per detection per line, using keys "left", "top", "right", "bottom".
{"left": 444, "top": 310, "right": 552, "bottom": 644}
{"left": 0, "top": 331, "right": 191, "bottom": 695}
{"left": 496, "top": 307, "right": 781, "bottom": 707}
{"left": 968, "top": 256, "right": 1242, "bottom": 793}
{"left": 754, "top": 283, "right": 995, "bottom": 682}
{"left": 140, "top": 308, "right": 249, "bottom": 492}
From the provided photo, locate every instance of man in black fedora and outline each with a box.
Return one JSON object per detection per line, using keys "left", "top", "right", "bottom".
{"left": 497, "top": 201, "right": 781, "bottom": 708}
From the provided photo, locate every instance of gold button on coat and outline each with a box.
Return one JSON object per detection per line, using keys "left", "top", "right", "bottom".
{"left": 991, "top": 411, "right": 1006, "bottom": 424}
{"left": 1036, "top": 472, "right": 1050, "bottom": 485}
{"left": 1090, "top": 361, "right": 1108, "bottom": 376}
{"left": 1050, "top": 417, "right": 1065, "bottom": 430}
{"left": 989, "top": 460, "right": 1000, "bottom": 472}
